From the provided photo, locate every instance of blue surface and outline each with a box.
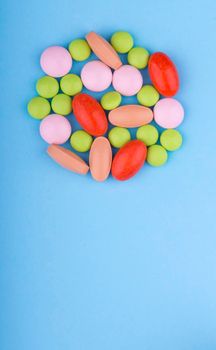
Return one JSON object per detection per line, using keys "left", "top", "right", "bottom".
{"left": 1, "top": 0, "right": 216, "bottom": 349}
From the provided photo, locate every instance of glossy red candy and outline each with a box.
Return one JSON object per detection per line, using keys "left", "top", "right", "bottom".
{"left": 111, "top": 140, "right": 147, "bottom": 181}
{"left": 72, "top": 93, "right": 108, "bottom": 136}
{"left": 148, "top": 52, "right": 179, "bottom": 97}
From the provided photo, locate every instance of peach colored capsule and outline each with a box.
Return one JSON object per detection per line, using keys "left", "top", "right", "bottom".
{"left": 47, "top": 144, "right": 89, "bottom": 175}
{"left": 108, "top": 105, "right": 153, "bottom": 128}
{"left": 89, "top": 137, "right": 112, "bottom": 182}
{"left": 86, "top": 31, "right": 122, "bottom": 70}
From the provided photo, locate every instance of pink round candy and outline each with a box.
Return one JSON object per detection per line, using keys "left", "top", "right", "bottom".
{"left": 40, "top": 114, "right": 72, "bottom": 144}
{"left": 112, "top": 65, "right": 143, "bottom": 96}
{"left": 40, "top": 46, "right": 72, "bottom": 77}
{"left": 81, "top": 60, "right": 112, "bottom": 92}
{"left": 154, "top": 98, "right": 184, "bottom": 128}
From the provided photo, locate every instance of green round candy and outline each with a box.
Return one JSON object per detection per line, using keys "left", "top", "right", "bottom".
{"left": 128, "top": 47, "right": 149, "bottom": 69}
{"left": 137, "top": 85, "right": 160, "bottom": 107}
{"left": 60, "top": 74, "right": 83, "bottom": 96}
{"left": 70, "top": 130, "right": 93, "bottom": 152}
{"left": 101, "top": 91, "right": 122, "bottom": 110}
{"left": 51, "top": 94, "right": 72, "bottom": 115}
{"left": 68, "top": 39, "right": 91, "bottom": 61}
{"left": 111, "top": 31, "right": 134, "bottom": 53}
{"left": 160, "top": 129, "right": 183, "bottom": 151}
{"left": 136, "top": 125, "right": 159, "bottom": 146}
{"left": 108, "top": 127, "right": 131, "bottom": 148}
{"left": 147, "top": 145, "right": 168, "bottom": 166}
{"left": 27, "top": 96, "right": 50, "bottom": 120}
{"left": 36, "top": 76, "right": 59, "bottom": 98}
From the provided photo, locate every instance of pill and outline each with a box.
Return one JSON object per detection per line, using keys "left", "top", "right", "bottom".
{"left": 111, "top": 31, "right": 134, "bottom": 53}
{"left": 108, "top": 105, "right": 153, "bottom": 127}
{"left": 81, "top": 60, "right": 112, "bottom": 92}
{"left": 101, "top": 91, "right": 122, "bottom": 110}
{"left": 147, "top": 145, "right": 168, "bottom": 166}
{"left": 128, "top": 47, "right": 149, "bottom": 69}
{"left": 70, "top": 130, "right": 93, "bottom": 152}
{"left": 154, "top": 98, "right": 184, "bottom": 128}
{"left": 36, "top": 76, "right": 59, "bottom": 98}
{"left": 136, "top": 125, "right": 159, "bottom": 146}
{"left": 47, "top": 144, "right": 89, "bottom": 174}
{"left": 68, "top": 39, "right": 91, "bottom": 61}
{"left": 40, "top": 114, "right": 71, "bottom": 144}
{"left": 112, "top": 140, "right": 147, "bottom": 181}
{"left": 148, "top": 52, "right": 179, "bottom": 97}
{"left": 137, "top": 85, "right": 159, "bottom": 107}
{"left": 40, "top": 46, "right": 72, "bottom": 77}
{"left": 28, "top": 96, "right": 51, "bottom": 120}
{"left": 89, "top": 137, "right": 112, "bottom": 182}
{"left": 86, "top": 31, "right": 122, "bottom": 70}
{"left": 108, "top": 127, "right": 131, "bottom": 148}
{"left": 160, "top": 129, "right": 182, "bottom": 151}
{"left": 112, "top": 65, "right": 143, "bottom": 96}
{"left": 51, "top": 94, "right": 72, "bottom": 115}
{"left": 73, "top": 93, "right": 108, "bottom": 136}
{"left": 60, "top": 74, "right": 83, "bottom": 96}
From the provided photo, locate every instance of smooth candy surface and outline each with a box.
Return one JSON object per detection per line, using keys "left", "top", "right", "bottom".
{"left": 51, "top": 94, "right": 72, "bottom": 115}
{"left": 60, "top": 74, "right": 83, "bottom": 96}
{"left": 70, "top": 130, "right": 93, "bottom": 152}
{"left": 160, "top": 129, "right": 183, "bottom": 151}
{"left": 40, "top": 114, "right": 71, "bottom": 144}
{"left": 111, "top": 31, "right": 134, "bottom": 53}
{"left": 128, "top": 47, "right": 149, "bottom": 69}
{"left": 36, "top": 76, "right": 59, "bottom": 98}
{"left": 28, "top": 96, "right": 51, "bottom": 120}
{"left": 136, "top": 125, "right": 159, "bottom": 146}
{"left": 137, "top": 85, "right": 160, "bottom": 107}
{"left": 112, "top": 65, "right": 143, "bottom": 96}
{"left": 89, "top": 137, "right": 112, "bottom": 182}
{"left": 154, "top": 98, "right": 184, "bottom": 128}
{"left": 109, "top": 105, "right": 153, "bottom": 127}
{"left": 81, "top": 60, "right": 112, "bottom": 92}
{"left": 101, "top": 91, "right": 122, "bottom": 110}
{"left": 68, "top": 39, "right": 91, "bottom": 61}
{"left": 147, "top": 145, "right": 168, "bottom": 166}
{"left": 108, "top": 127, "right": 131, "bottom": 148}
{"left": 40, "top": 46, "right": 72, "bottom": 77}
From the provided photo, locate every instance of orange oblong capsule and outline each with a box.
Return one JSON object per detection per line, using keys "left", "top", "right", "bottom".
{"left": 89, "top": 137, "right": 112, "bottom": 182}
{"left": 108, "top": 105, "right": 153, "bottom": 128}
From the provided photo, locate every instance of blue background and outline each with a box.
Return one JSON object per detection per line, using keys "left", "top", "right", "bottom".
{"left": 1, "top": 0, "right": 216, "bottom": 349}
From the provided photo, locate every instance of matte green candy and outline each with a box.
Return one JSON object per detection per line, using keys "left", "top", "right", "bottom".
{"left": 160, "top": 129, "right": 183, "bottom": 151}
{"left": 136, "top": 125, "right": 159, "bottom": 146}
{"left": 108, "top": 127, "right": 131, "bottom": 148}
{"left": 137, "top": 85, "right": 160, "bottom": 107}
{"left": 51, "top": 94, "right": 72, "bottom": 115}
{"left": 60, "top": 74, "right": 83, "bottom": 96}
{"left": 68, "top": 39, "right": 91, "bottom": 61}
{"left": 147, "top": 145, "right": 168, "bottom": 166}
{"left": 70, "top": 130, "right": 93, "bottom": 152}
{"left": 101, "top": 91, "right": 122, "bottom": 110}
{"left": 36, "top": 76, "right": 59, "bottom": 98}
{"left": 27, "top": 96, "right": 51, "bottom": 119}
{"left": 111, "top": 31, "right": 134, "bottom": 53}
{"left": 128, "top": 47, "right": 149, "bottom": 69}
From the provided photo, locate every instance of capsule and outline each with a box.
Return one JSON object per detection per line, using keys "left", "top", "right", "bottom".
{"left": 108, "top": 105, "right": 153, "bottom": 128}
{"left": 89, "top": 137, "right": 112, "bottom": 182}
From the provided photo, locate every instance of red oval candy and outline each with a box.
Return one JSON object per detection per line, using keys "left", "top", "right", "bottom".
{"left": 148, "top": 52, "right": 179, "bottom": 97}
{"left": 72, "top": 93, "right": 108, "bottom": 136}
{"left": 111, "top": 140, "right": 147, "bottom": 181}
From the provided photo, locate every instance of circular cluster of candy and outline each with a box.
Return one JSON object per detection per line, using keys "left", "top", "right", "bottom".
{"left": 27, "top": 31, "right": 184, "bottom": 181}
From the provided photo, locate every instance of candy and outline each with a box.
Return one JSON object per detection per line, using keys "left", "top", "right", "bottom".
{"left": 128, "top": 47, "right": 149, "bottom": 69}
{"left": 137, "top": 85, "right": 159, "bottom": 107}
{"left": 109, "top": 105, "right": 153, "bottom": 127}
{"left": 36, "top": 76, "right": 59, "bottom": 98}
{"left": 101, "top": 91, "right": 122, "bottom": 110}
{"left": 70, "top": 130, "right": 93, "bottom": 152}
{"left": 28, "top": 96, "right": 51, "bottom": 119}
{"left": 136, "top": 125, "right": 159, "bottom": 146}
{"left": 112, "top": 65, "right": 143, "bottom": 96}
{"left": 160, "top": 129, "right": 182, "bottom": 151}
{"left": 111, "top": 31, "right": 134, "bottom": 53}
{"left": 73, "top": 93, "right": 108, "bottom": 136}
{"left": 40, "top": 46, "right": 72, "bottom": 77}
{"left": 68, "top": 39, "right": 91, "bottom": 61}
{"left": 147, "top": 145, "right": 168, "bottom": 166}
{"left": 51, "top": 94, "right": 72, "bottom": 115}
{"left": 89, "top": 137, "right": 112, "bottom": 182}
{"left": 112, "top": 140, "right": 147, "bottom": 181}
{"left": 60, "top": 74, "right": 83, "bottom": 96}
{"left": 154, "top": 98, "right": 184, "bottom": 128}
{"left": 148, "top": 52, "right": 179, "bottom": 97}
{"left": 108, "top": 127, "right": 131, "bottom": 148}
{"left": 40, "top": 114, "right": 71, "bottom": 144}
{"left": 86, "top": 31, "right": 122, "bottom": 70}
{"left": 47, "top": 144, "right": 89, "bottom": 174}
{"left": 81, "top": 60, "right": 112, "bottom": 92}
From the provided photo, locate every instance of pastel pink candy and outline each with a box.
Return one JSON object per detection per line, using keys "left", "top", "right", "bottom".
{"left": 40, "top": 46, "right": 72, "bottom": 77}
{"left": 81, "top": 60, "right": 112, "bottom": 92}
{"left": 112, "top": 65, "right": 143, "bottom": 96}
{"left": 154, "top": 98, "right": 184, "bottom": 128}
{"left": 40, "top": 114, "right": 72, "bottom": 144}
